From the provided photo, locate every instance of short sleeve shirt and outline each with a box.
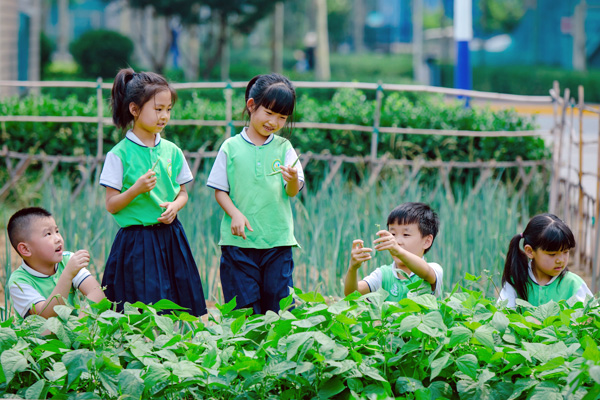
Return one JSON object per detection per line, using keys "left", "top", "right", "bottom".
{"left": 498, "top": 269, "right": 592, "bottom": 308}
{"left": 99, "top": 131, "right": 193, "bottom": 227}
{"left": 8, "top": 252, "right": 91, "bottom": 318}
{"left": 206, "top": 128, "right": 304, "bottom": 248}
{"left": 362, "top": 261, "right": 444, "bottom": 298}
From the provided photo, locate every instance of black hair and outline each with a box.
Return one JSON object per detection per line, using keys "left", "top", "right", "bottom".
{"left": 7, "top": 207, "right": 53, "bottom": 252}
{"left": 502, "top": 213, "right": 576, "bottom": 301}
{"left": 111, "top": 68, "right": 177, "bottom": 130}
{"left": 387, "top": 202, "right": 439, "bottom": 254}
{"left": 244, "top": 73, "right": 296, "bottom": 135}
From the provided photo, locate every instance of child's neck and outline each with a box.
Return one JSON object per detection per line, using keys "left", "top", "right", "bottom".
{"left": 393, "top": 261, "right": 412, "bottom": 279}
{"left": 132, "top": 127, "right": 157, "bottom": 147}
{"left": 24, "top": 259, "right": 56, "bottom": 276}
{"left": 531, "top": 267, "right": 553, "bottom": 286}
{"left": 246, "top": 127, "right": 269, "bottom": 146}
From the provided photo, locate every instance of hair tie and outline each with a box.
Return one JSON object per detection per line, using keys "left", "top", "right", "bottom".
{"left": 520, "top": 233, "right": 524, "bottom": 239}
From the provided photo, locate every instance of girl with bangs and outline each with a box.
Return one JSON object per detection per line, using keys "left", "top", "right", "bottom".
{"left": 498, "top": 213, "right": 592, "bottom": 308}
{"left": 207, "top": 73, "right": 304, "bottom": 314}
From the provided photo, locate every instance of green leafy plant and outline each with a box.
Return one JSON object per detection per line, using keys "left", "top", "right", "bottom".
{"left": 0, "top": 286, "right": 598, "bottom": 399}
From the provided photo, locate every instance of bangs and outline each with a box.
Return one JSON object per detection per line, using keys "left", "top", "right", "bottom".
{"left": 538, "top": 224, "right": 576, "bottom": 252}
{"left": 257, "top": 84, "right": 295, "bottom": 116}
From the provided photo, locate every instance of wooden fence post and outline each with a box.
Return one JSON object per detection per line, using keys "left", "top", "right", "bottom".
{"left": 549, "top": 86, "right": 569, "bottom": 214}
{"left": 577, "top": 85, "right": 585, "bottom": 269}
{"left": 96, "top": 77, "right": 104, "bottom": 179}
{"left": 370, "top": 82, "right": 383, "bottom": 163}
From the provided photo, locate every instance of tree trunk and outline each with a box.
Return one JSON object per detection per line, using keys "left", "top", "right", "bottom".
{"left": 314, "top": 0, "right": 330, "bottom": 81}
{"left": 353, "top": 0, "right": 365, "bottom": 53}
{"left": 271, "top": 2, "right": 284, "bottom": 73}
{"left": 202, "top": 11, "right": 228, "bottom": 80}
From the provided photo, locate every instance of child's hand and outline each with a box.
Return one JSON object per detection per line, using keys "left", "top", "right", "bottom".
{"left": 280, "top": 165, "right": 299, "bottom": 183}
{"left": 65, "top": 250, "right": 90, "bottom": 278}
{"left": 350, "top": 239, "right": 373, "bottom": 269}
{"left": 231, "top": 211, "right": 253, "bottom": 240}
{"left": 134, "top": 169, "right": 157, "bottom": 194}
{"left": 157, "top": 202, "right": 180, "bottom": 224}
{"left": 373, "top": 230, "right": 404, "bottom": 257}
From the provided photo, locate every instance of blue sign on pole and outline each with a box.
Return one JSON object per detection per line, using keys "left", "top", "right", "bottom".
{"left": 454, "top": 0, "right": 472, "bottom": 105}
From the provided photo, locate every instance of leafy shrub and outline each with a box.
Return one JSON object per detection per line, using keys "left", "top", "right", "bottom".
{"left": 0, "top": 89, "right": 546, "bottom": 188}
{"left": 70, "top": 30, "right": 134, "bottom": 79}
{"left": 0, "top": 287, "right": 598, "bottom": 398}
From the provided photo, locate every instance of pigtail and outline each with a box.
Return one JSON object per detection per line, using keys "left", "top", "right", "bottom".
{"left": 502, "top": 234, "right": 531, "bottom": 301}
{"left": 245, "top": 75, "right": 261, "bottom": 102}
{"left": 111, "top": 68, "right": 136, "bottom": 130}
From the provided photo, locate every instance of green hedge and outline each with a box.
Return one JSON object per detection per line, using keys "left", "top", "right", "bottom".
{"left": 1, "top": 88, "right": 545, "bottom": 162}
{"left": 439, "top": 64, "right": 600, "bottom": 103}
{"left": 0, "top": 286, "right": 599, "bottom": 399}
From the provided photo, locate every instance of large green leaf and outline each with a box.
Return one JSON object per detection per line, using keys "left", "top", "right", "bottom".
{"left": 317, "top": 376, "right": 346, "bottom": 399}
{"left": 456, "top": 354, "right": 479, "bottom": 380}
{"left": 62, "top": 349, "right": 94, "bottom": 387}
{"left": 118, "top": 370, "right": 144, "bottom": 400}
{"left": 1, "top": 349, "right": 28, "bottom": 385}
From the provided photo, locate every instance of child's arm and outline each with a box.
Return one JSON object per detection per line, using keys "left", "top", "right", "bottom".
{"left": 374, "top": 230, "right": 437, "bottom": 286}
{"left": 78, "top": 276, "right": 105, "bottom": 303}
{"left": 31, "top": 250, "right": 90, "bottom": 319}
{"left": 105, "top": 169, "right": 156, "bottom": 214}
{"left": 343, "top": 240, "right": 373, "bottom": 296}
{"left": 157, "top": 184, "right": 188, "bottom": 224}
{"left": 280, "top": 165, "right": 301, "bottom": 197}
{"left": 215, "top": 189, "right": 254, "bottom": 240}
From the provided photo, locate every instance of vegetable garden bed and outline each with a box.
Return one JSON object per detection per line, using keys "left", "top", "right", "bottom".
{"left": 1, "top": 280, "right": 599, "bottom": 399}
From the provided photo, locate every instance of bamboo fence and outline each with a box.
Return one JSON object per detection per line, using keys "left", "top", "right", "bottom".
{"left": 0, "top": 78, "right": 597, "bottom": 291}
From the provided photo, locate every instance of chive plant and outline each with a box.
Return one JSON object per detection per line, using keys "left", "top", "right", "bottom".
{"left": 0, "top": 167, "right": 533, "bottom": 317}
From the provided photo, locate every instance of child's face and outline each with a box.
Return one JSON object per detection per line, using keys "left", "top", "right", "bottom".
{"left": 528, "top": 246, "right": 570, "bottom": 281}
{"left": 388, "top": 222, "right": 432, "bottom": 262}
{"left": 132, "top": 89, "right": 172, "bottom": 137}
{"left": 248, "top": 102, "right": 288, "bottom": 138}
{"left": 21, "top": 216, "right": 64, "bottom": 267}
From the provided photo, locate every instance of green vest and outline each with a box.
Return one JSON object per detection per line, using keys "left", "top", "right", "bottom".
{"left": 219, "top": 134, "right": 298, "bottom": 248}
{"left": 380, "top": 264, "right": 422, "bottom": 302}
{"left": 7, "top": 253, "right": 78, "bottom": 319}
{"left": 109, "top": 137, "right": 186, "bottom": 227}
{"left": 527, "top": 271, "right": 587, "bottom": 306}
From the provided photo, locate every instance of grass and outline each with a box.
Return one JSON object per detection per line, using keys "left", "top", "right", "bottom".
{"left": 0, "top": 168, "right": 533, "bottom": 315}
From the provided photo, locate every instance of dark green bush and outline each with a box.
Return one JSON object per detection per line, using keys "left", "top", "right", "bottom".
{"left": 0, "top": 89, "right": 547, "bottom": 188}
{"left": 39, "top": 32, "right": 54, "bottom": 78}
{"left": 70, "top": 30, "right": 134, "bottom": 79}
{"left": 439, "top": 64, "right": 600, "bottom": 102}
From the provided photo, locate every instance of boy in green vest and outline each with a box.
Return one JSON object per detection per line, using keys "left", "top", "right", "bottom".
{"left": 344, "top": 202, "right": 442, "bottom": 301}
{"left": 6, "top": 207, "right": 105, "bottom": 319}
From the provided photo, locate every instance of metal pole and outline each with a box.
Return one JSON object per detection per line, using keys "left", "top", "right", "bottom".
{"left": 454, "top": 0, "right": 472, "bottom": 104}
{"left": 225, "top": 80, "right": 233, "bottom": 138}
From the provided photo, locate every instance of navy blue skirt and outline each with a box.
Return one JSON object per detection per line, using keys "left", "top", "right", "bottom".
{"left": 102, "top": 218, "right": 207, "bottom": 316}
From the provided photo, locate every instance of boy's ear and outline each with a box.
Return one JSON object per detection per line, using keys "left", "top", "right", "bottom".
{"left": 423, "top": 234, "right": 433, "bottom": 251}
{"left": 16, "top": 242, "right": 31, "bottom": 258}
{"left": 129, "top": 102, "right": 139, "bottom": 117}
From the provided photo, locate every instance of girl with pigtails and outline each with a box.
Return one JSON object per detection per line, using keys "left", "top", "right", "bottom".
{"left": 498, "top": 213, "right": 592, "bottom": 308}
